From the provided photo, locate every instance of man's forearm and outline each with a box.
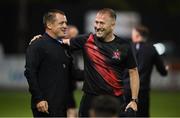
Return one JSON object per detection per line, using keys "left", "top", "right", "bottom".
{"left": 129, "top": 67, "right": 139, "bottom": 99}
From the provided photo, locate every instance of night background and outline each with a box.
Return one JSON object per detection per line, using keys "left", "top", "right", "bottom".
{"left": 0, "top": 0, "right": 180, "bottom": 117}
{"left": 1, "top": 0, "right": 180, "bottom": 57}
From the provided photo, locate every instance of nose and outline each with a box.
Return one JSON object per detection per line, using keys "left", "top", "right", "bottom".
{"left": 96, "top": 23, "right": 102, "bottom": 29}
{"left": 63, "top": 22, "right": 67, "bottom": 28}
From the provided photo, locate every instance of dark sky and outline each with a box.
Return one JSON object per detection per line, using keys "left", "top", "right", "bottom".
{"left": 0, "top": 0, "right": 179, "bottom": 59}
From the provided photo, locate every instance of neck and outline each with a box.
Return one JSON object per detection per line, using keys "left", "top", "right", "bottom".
{"left": 104, "top": 33, "right": 115, "bottom": 42}
{"left": 46, "top": 30, "right": 58, "bottom": 39}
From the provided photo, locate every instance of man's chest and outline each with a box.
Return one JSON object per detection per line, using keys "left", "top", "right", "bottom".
{"left": 43, "top": 43, "right": 70, "bottom": 63}
{"left": 84, "top": 39, "right": 129, "bottom": 66}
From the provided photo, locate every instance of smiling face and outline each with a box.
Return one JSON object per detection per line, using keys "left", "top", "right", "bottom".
{"left": 94, "top": 12, "right": 115, "bottom": 40}
{"left": 46, "top": 13, "right": 67, "bottom": 39}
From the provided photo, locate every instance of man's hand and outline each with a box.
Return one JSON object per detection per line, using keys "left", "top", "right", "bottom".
{"left": 125, "top": 101, "right": 137, "bottom": 111}
{"left": 36, "top": 100, "right": 49, "bottom": 114}
{"left": 29, "top": 35, "right": 42, "bottom": 45}
{"left": 166, "top": 65, "right": 169, "bottom": 71}
{"left": 62, "top": 39, "right": 70, "bottom": 45}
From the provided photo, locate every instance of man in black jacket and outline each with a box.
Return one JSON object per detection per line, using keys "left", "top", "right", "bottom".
{"left": 124, "top": 25, "right": 168, "bottom": 117}
{"left": 24, "top": 9, "right": 72, "bottom": 117}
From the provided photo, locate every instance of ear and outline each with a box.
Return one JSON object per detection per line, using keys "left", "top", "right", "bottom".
{"left": 46, "top": 22, "right": 52, "bottom": 29}
{"left": 111, "top": 21, "right": 116, "bottom": 30}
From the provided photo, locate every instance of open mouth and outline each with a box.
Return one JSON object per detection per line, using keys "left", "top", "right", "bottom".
{"left": 96, "top": 29, "right": 104, "bottom": 34}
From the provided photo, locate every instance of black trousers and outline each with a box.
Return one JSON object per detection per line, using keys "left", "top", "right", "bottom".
{"left": 125, "top": 89, "right": 150, "bottom": 117}
{"left": 79, "top": 93, "right": 127, "bottom": 117}
{"left": 137, "top": 90, "right": 150, "bottom": 117}
{"left": 32, "top": 107, "right": 66, "bottom": 117}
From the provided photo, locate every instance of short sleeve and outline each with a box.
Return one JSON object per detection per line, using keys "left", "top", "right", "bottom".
{"left": 70, "top": 34, "right": 90, "bottom": 50}
{"left": 125, "top": 42, "right": 137, "bottom": 69}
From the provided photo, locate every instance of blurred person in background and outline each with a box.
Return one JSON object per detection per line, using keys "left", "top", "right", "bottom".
{"left": 65, "top": 25, "right": 80, "bottom": 117}
{"left": 124, "top": 24, "right": 168, "bottom": 117}
{"left": 89, "top": 95, "right": 120, "bottom": 117}
{"left": 24, "top": 9, "right": 73, "bottom": 117}
{"left": 66, "top": 25, "right": 84, "bottom": 75}
{"left": 67, "top": 25, "right": 79, "bottom": 38}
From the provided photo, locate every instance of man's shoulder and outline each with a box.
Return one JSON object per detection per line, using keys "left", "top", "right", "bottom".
{"left": 143, "top": 42, "right": 155, "bottom": 50}
{"left": 115, "top": 35, "right": 131, "bottom": 44}
{"left": 71, "top": 33, "right": 91, "bottom": 44}
{"left": 76, "top": 33, "right": 91, "bottom": 39}
{"left": 29, "top": 37, "right": 47, "bottom": 49}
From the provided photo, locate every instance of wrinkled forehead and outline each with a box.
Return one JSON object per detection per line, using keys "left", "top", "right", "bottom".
{"left": 51, "top": 13, "right": 65, "bottom": 21}
{"left": 95, "top": 13, "right": 115, "bottom": 24}
{"left": 96, "top": 12, "right": 110, "bottom": 18}
{"left": 56, "top": 13, "right": 67, "bottom": 19}
{"left": 95, "top": 13, "right": 112, "bottom": 21}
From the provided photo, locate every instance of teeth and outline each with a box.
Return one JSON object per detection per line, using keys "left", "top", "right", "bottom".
{"left": 98, "top": 31, "right": 103, "bottom": 33}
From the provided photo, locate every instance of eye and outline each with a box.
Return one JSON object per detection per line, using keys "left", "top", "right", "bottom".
{"left": 95, "top": 21, "right": 104, "bottom": 25}
{"left": 59, "top": 21, "right": 67, "bottom": 25}
{"left": 95, "top": 21, "right": 99, "bottom": 24}
{"left": 100, "top": 22, "right": 105, "bottom": 25}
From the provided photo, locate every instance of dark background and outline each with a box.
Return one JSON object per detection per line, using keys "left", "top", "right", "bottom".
{"left": 0, "top": 0, "right": 180, "bottom": 60}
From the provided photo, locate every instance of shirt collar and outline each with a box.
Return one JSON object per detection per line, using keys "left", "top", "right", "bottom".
{"left": 56, "top": 38, "right": 63, "bottom": 44}
{"left": 44, "top": 33, "right": 63, "bottom": 44}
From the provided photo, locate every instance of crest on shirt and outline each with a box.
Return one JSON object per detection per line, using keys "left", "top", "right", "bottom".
{"left": 112, "top": 49, "right": 121, "bottom": 60}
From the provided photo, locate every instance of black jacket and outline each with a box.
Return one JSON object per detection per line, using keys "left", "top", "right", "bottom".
{"left": 124, "top": 42, "right": 168, "bottom": 90}
{"left": 24, "top": 33, "right": 72, "bottom": 111}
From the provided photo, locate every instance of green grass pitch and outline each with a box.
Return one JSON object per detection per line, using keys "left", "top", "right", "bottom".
{"left": 0, "top": 90, "right": 179, "bottom": 117}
